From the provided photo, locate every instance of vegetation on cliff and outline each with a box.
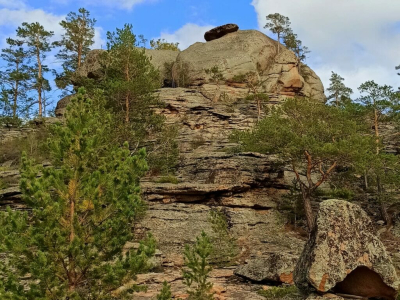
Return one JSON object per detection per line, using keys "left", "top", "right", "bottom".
{"left": 0, "top": 89, "right": 155, "bottom": 299}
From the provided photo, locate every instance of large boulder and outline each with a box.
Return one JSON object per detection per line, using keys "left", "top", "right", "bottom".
{"left": 173, "top": 30, "right": 325, "bottom": 101}
{"left": 55, "top": 94, "right": 75, "bottom": 117}
{"left": 204, "top": 24, "right": 239, "bottom": 41}
{"left": 234, "top": 252, "right": 298, "bottom": 284}
{"left": 294, "top": 200, "right": 399, "bottom": 299}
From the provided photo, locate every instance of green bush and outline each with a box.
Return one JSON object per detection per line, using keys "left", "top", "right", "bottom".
{"left": 230, "top": 74, "right": 247, "bottom": 83}
{"left": 156, "top": 281, "right": 172, "bottom": 300}
{"left": 0, "top": 129, "right": 49, "bottom": 165}
{"left": 183, "top": 231, "right": 214, "bottom": 300}
{"left": 156, "top": 175, "right": 179, "bottom": 184}
{"left": 258, "top": 285, "right": 301, "bottom": 299}
{"left": 208, "top": 208, "right": 239, "bottom": 266}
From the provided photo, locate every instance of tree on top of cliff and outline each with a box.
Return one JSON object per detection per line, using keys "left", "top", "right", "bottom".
{"left": 150, "top": 38, "right": 180, "bottom": 51}
{"left": 357, "top": 80, "right": 400, "bottom": 225}
{"left": 16, "top": 22, "right": 54, "bottom": 117}
{"left": 264, "top": 13, "right": 292, "bottom": 54}
{"left": 0, "top": 88, "right": 155, "bottom": 299}
{"left": 283, "top": 31, "right": 310, "bottom": 69}
{"left": 327, "top": 71, "right": 353, "bottom": 107}
{"left": 104, "top": 24, "right": 161, "bottom": 130}
{"left": 0, "top": 37, "right": 33, "bottom": 123}
{"left": 230, "top": 97, "right": 374, "bottom": 231}
{"left": 54, "top": 8, "right": 96, "bottom": 92}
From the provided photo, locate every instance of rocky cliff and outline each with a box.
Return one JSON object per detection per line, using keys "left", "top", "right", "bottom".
{"left": 1, "top": 29, "right": 329, "bottom": 299}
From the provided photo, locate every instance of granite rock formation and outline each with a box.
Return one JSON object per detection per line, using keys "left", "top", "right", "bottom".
{"left": 294, "top": 200, "right": 399, "bottom": 299}
{"left": 234, "top": 252, "right": 298, "bottom": 284}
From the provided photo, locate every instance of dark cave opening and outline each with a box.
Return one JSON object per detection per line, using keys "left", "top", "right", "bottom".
{"left": 332, "top": 266, "right": 397, "bottom": 300}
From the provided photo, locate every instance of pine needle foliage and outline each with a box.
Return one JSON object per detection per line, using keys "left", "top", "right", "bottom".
{"left": 230, "top": 97, "right": 375, "bottom": 230}
{"left": 156, "top": 281, "right": 172, "bottom": 300}
{"left": 0, "top": 88, "right": 155, "bottom": 299}
{"left": 182, "top": 231, "right": 214, "bottom": 300}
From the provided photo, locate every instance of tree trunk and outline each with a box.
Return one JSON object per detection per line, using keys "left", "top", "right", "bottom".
{"left": 373, "top": 108, "right": 390, "bottom": 225}
{"left": 377, "top": 176, "right": 391, "bottom": 225}
{"left": 301, "top": 187, "right": 315, "bottom": 231}
{"left": 12, "top": 61, "right": 20, "bottom": 118}
{"left": 36, "top": 39, "right": 43, "bottom": 117}
{"left": 77, "top": 44, "right": 82, "bottom": 69}
{"left": 277, "top": 33, "right": 280, "bottom": 54}
{"left": 124, "top": 62, "right": 130, "bottom": 123}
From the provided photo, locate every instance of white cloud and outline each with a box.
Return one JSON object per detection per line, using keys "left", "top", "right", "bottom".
{"left": 80, "top": 0, "right": 154, "bottom": 10}
{"left": 251, "top": 0, "right": 400, "bottom": 96}
{"left": 0, "top": 8, "right": 65, "bottom": 38}
{"left": 156, "top": 23, "right": 215, "bottom": 50}
{"left": 0, "top": 0, "right": 26, "bottom": 9}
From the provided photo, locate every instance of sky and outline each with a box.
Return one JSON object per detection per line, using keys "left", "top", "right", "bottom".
{"left": 0, "top": 0, "right": 399, "bottom": 107}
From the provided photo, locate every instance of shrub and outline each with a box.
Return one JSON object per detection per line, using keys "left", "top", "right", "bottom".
{"left": 183, "top": 231, "right": 214, "bottom": 300}
{"left": 156, "top": 175, "right": 179, "bottom": 184}
{"left": 208, "top": 208, "right": 239, "bottom": 266}
{"left": 258, "top": 285, "right": 301, "bottom": 299}
{"left": 156, "top": 281, "right": 172, "bottom": 300}
{"left": 0, "top": 128, "right": 49, "bottom": 165}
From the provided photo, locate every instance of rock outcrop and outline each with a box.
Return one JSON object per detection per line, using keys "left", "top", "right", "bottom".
{"left": 294, "top": 199, "right": 399, "bottom": 299}
{"left": 235, "top": 252, "right": 298, "bottom": 284}
{"left": 55, "top": 94, "right": 75, "bottom": 117}
{"left": 173, "top": 30, "right": 325, "bottom": 101}
{"left": 204, "top": 24, "right": 239, "bottom": 41}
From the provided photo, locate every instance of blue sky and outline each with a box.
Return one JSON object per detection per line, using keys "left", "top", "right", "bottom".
{"left": 0, "top": 0, "right": 400, "bottom": 112}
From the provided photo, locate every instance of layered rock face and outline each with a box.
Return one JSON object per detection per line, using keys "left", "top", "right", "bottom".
{"left": 1, "top": 28, "right": 329, "bottom": 299}
{"left": 139, "top": 87, "right": 305, "bottom": 266}
{"left": 294, "top": 200, "right": 399, "bottom": 299}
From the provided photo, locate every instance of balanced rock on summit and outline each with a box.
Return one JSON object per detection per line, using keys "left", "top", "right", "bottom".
{"left": 204, "top": 23, "right": 239, "bottom": 41}
{"left": 294, "top": 200, "right": 399, "bottom": 299}
{"left": 173, "top": 29, "right": 325, "bottom": 101}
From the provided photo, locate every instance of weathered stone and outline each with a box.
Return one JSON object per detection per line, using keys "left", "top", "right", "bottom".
{"left": 235, "top": 252, "right": 298, "bottom": 284}
{"left": 173, "top": 30, "right": 325, "bottom": 101}
{"left": 55, "top": 94, "right": 75, "bottom": 117}
{"left": 294, "top": 200, "right": 400, "bottom": 299}
{"left": 74, "top": 49, "right": 105, "bottom": 82}
{"left": 204, "top": 24, "right": 239, "bottom": 41}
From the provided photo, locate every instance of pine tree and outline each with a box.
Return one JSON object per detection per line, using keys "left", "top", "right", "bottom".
{"left": 0, "top": 88, "right": 155, "bottom": 299}
{"left": 358, "top": 80, "right": 400, "bottom": 225}
{"left": 16, "top": 22, "right": 54, "bottom": 117}
{"left": 283, "top": 31, "right": 310, "bottom": 70}
{"left": 264, "top": 13, "right": 291, "bottom": 54}
{"left": 54, "top": 8, "right": 96, "bottom": 91}
{"left": 183, "top": 231, "right": 214, "bottom": 300}
{"left": 231, "top": 98, "right": 374, "bottom": 231}
{"left": 156, "top": 281, "right": 173, "bottom": 300}
{"left": 103, "top": 23, "right": 161, "bottom": 136}
{"left": 0, "top": 38, "right": 32, "bottom": 122}
{"left": 327, "top": 72, "right": 353, "bottom": 106}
